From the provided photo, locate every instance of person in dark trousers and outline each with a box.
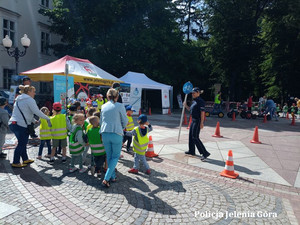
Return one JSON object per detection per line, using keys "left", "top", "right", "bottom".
{"left": 183, "top": 87, "right": 210, "bottom": 161}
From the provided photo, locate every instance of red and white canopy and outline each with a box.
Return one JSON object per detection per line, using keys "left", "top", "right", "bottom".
{"left": 20, "top": 55, "right": 122, "bottom": 85}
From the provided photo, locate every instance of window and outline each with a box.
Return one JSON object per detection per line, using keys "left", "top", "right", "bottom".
{"left": 3, "top": 69, "right": 14, "bottom": 89}
{"left": 41, "top": 0, "right": 49, "bottom": 7}
{"left": 3, "top": 19, "right": 15, "bottom": 46}
{"left": 41, "top": 31, "right": 50, "bottom": 54}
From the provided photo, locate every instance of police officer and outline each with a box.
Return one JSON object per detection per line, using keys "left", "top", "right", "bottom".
{"left": 183, "top": 87, "right": 210, "bottom": 161}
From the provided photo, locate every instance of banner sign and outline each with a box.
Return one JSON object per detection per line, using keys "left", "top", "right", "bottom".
{"left": 129, "top": 86, "right": 142, "bottom": 115}
{"left": 53, "top": 75, "right": 75, "bottom": 114}
{"left": 161, "top": 89, "right": 170, "bottom": 114}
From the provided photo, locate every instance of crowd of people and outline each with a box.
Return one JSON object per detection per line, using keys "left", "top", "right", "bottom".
{"left": 0, "top": 81, "right": 154, "bottom": 188}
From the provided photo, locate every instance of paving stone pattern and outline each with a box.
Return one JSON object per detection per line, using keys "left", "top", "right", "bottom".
{"left": 1, "top": 141, "right": 299, "bottom": 225}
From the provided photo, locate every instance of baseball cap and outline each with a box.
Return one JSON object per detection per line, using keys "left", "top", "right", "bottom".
{"left": 125, "top": 105, "right": 136, "bottom": 112}
{"left": 53, "top": 102, "right": 62, "bottom": 111}
{"left": 192, "top": 87, "right": 203, "bottom": 94}
{"left": 22, "top": 77, "right": 31, "bottom": 82}
{"left": 138, "top": 114, "right": 147, "bottom": 123}
{"left": 0, "top": 97, "right": 7, "bottom": 106}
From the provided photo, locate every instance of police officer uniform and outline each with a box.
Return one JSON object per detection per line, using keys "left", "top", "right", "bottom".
{"left": 185, "top": 87, "right": 210, "bottom": 160}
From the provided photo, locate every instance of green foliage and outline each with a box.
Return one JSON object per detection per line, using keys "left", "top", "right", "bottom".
{"left": 39, "top": 0, "right": 300, "bottom": 103}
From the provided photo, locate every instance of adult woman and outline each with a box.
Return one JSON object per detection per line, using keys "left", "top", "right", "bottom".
{"left": 183, "top": 87, "right": 210, "bottom": 161}
{"left": 100, "top": 88, "right": 128, "bottom": 187}
{"left": 9, "top": 85, "right": 51, "bottom": 168}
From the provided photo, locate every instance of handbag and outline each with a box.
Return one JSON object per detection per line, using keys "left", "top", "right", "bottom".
{"left": 16, "top": 102, "right": 36, "bottom": 136}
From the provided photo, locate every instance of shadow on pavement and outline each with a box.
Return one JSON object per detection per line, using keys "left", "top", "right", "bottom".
{"left": 205, "top": 158, "right": 261, "bottom": 175}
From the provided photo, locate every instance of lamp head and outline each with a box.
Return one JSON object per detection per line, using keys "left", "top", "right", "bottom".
{"left": 2, "top": 35, "right": 12, "bottom": 49}
{"left": 21, "top": 34, "right": 30, "bottom": 48}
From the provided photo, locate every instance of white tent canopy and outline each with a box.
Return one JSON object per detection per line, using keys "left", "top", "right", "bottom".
{"left": 120, "top": 71, "right": 173, "bottom": 114}
{"left": 120, "top": 71, "right": 172, "bottom": 90}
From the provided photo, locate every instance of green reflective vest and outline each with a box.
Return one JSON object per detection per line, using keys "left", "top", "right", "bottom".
{"left": 126, "top": 115, "right": 134, "bottom": 131}
{"left": 39, "top": 118, "right": 52, "bottom": 140}
{"left": 87, "top": 127, "right": 105, "bottom": 156}
{"left": 50, "top": 114, "right": 67, "bottom": 140}
{"left": 214, "top": 94, "right": 221, "bottom": 104}
{"left": 69, "top": 126, "right": 84, "bottom": 155}
{"left": 133, "top": 127, "right": 149, "bottom": 155}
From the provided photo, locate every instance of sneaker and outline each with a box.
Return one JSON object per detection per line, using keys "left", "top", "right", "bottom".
{"left": 62, "top": 158, "right": 67, "bottom": 163}
{"left": 201, "top": 153, "right": 210, "bottom": 162}
{"left": 0, "top": 153, "right": 7, "bottom": 158}
{"left": 49, "top": 159, "right": 55, "bottom": 165}
{"left": 145, "top": 169, "right": 151, "bottom": 175}
{"left": 185, "top": 151, "right": 195, "bottom": 156}
{"left": 79, "top": 168, "right": 87, "bottom": 173}
{"left": 12, "top": 163, "right": 27, "bottom": 168}
{"left": 91, "top": 166, "right": 95, "bottom": 176}
{"left": 69, "top": 167, "right": 77, "bottom": 173}
{"left": 23, "top": 159, "right": 34, "bottom": 164}
{"left": 36, "top": 156, "right": 42, "bottom": 159}
{"left": 128, "top": 168, "right": 139, "bottom": 174}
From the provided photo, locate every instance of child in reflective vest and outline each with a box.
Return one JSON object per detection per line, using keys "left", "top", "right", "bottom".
{"left": 37, "top": 107, "right": 52, "bottom": 159}
{"left": 127, "top": 114, "right": 152, "bottom": 175}
{"left": 282, "top": 103, "right": 288, "bottom": 118}
{"left": 69, "top": 113, "right": 87, "bottom": 173}
{"left": 87, "top": 116, "right": 106, "bottom": 177}
{"left": 49, "top": 102, "right": 69, "bottom": 164}
{"left": 123, "top": 105, "right": 135, "bottom": 152}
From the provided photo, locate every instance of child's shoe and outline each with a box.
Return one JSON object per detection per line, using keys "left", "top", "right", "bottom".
{"left": 23, "top": 159, "right": 34, "bottom": 164}
{"left": 128, "top": 168, "right": 138, "bottom": 174}
{"left": 79, "top": 168, "right": 87, "bottom": 173}
{"left": 11, "top": 163, "right": 27, "bottom": 168}
{"left": 69, "top": 167, "right": 77, "bottom": 173}
{"left": 91, "top": 166, "right": 95, "bottom": 176}
{"left": 145, "top": 169, "right": 151, "bottom": 175}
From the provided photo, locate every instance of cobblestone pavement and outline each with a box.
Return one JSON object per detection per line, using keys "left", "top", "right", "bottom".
{"left": 1, "top": 114, "right": 300, "bottom": 224}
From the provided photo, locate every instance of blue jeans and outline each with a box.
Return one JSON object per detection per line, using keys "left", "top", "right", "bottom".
{"left": 266, "top": 107, "right": 278, "bottom": 120}
{"left": 102, "top": 132, "right": 122, "bottom": 181}
{"left": 9, "top": 124, "right": 29, "bottom": 164}
{"left": 133, "top": 153, "right": 149, "bottom": 170}
{"left": 38, "top": 140, "right": 51, "bottom": 156}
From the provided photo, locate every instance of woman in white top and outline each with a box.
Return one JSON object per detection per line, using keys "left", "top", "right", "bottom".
{"left": 9, "top": 85, "right": 51, "bottom": 168}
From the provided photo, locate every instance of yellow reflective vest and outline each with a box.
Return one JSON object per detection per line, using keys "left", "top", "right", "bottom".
{"left": 96, "top": 99, "right": 104, "bottom": 111}
{"left": 39, "top": 118, "right": 52, "bottom": 140}
{"left": 50, "top": 114, "right": 68, "bottom": 140}
{"left": 133, "top": 127, "right": 149, "bottom": 155}
{"left": 126, "top": 115, "right": 134, "bottom": 131}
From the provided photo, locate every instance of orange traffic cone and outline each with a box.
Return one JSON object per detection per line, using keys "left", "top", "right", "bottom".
{"left": 291, "top": 114, "right": 296, "bottom": 126}
{"left": 232, "top": 112, "right": 236, "bottom": 121}
{"left": 212, "top": 122, "right": 223, "bottom": 138}
{"left": 145, "top": 136, "right": 158, "bottom": 157}
{"left": 183, "top": 112, "right": 188, "bottom": 125}
{"left": 250, "top": 126, "right": 261, "bottom": 144}
{"left": 148, "top": 107, "right": 152, "bottom": 115}
{"left": 168, "top": 108, "right": 171, "bottom": 115}
{"left": 220, "top": 150, "right": 239, "bottom": 179}
{"left": 286, "top": 112, "right": 289, "bottom": 119}
{"left": 187, "top": 116, "right": 192, "bottom": 129}
{"left": 263, "top": 114, "right": 267, "bottom": 123}
{"left": 139, "top": 108, "right": 142, "bottom": 116}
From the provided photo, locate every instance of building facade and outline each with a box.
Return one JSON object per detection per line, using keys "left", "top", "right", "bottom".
{"left": 0, "top": 0, "right": 60, "bottom": 96}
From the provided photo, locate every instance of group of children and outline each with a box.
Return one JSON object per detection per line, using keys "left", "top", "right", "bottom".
{"left": 36, "top": 101, "right": 153, "bottom": 177}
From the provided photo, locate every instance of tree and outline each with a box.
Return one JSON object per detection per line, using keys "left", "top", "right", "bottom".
{"left": 204, "top": 0, "right": 270, "bottom": 101}
{"left": 259, "top": 0, "right": 300, "bottom": 101}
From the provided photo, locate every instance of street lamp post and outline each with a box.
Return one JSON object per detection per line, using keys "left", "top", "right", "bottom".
{"left": 2, "top": 34, "right": 31, "bottom": 75}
